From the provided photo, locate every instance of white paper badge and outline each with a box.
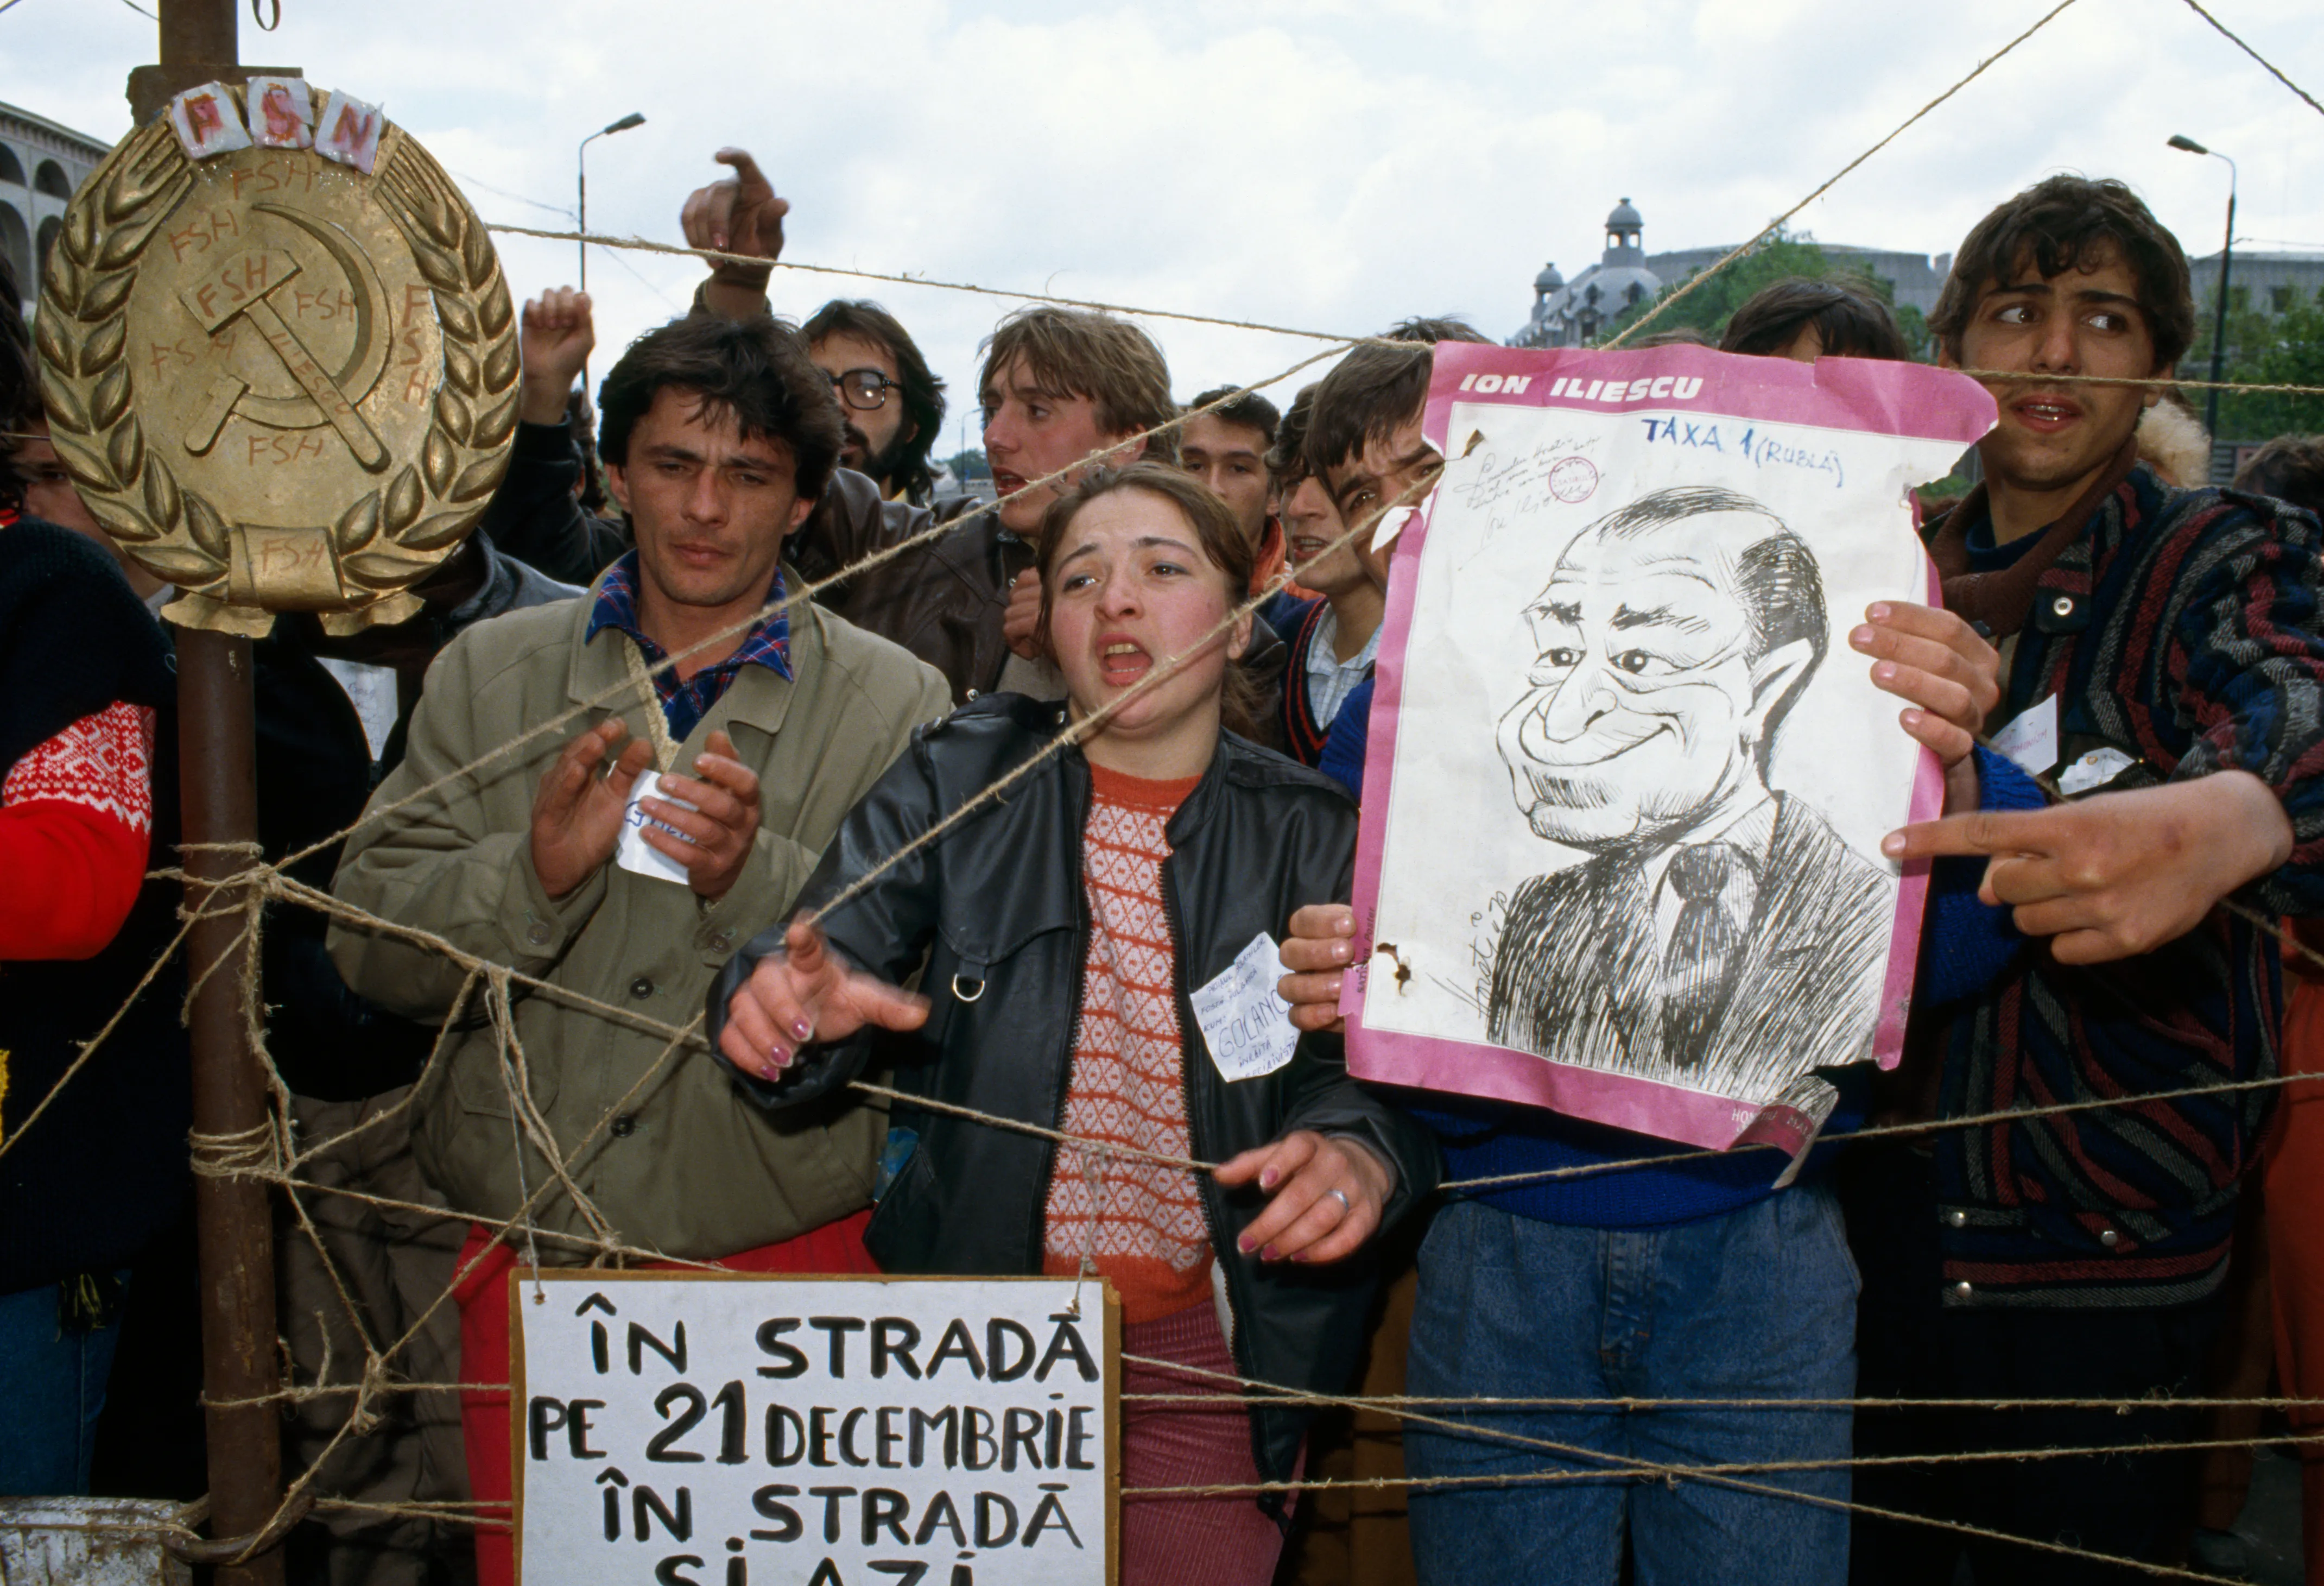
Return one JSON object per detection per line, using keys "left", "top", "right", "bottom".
{"left": 314, "top": 90, "right": 385, "bottom": 173}
{"left": 247, "top": 76, "right": 315, "bottom": 150}
{"left": 1191, "top": 932, "right": 1301, "bottom": 1083}
{"left": 615, "top": 770, "right": 697, "bottom": 886}
{"left": 166, "top": 83, "right": 253, "bottom": 160}
{"left": 2058, "top": 745, "right": 2137, "bottom": 798}
{"left": 1989, "top": 693, "right": 2060, "bottom": 777}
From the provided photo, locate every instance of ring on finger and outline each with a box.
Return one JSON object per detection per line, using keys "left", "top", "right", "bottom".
{"left": 1325, "top": 1187, "right": 1351, "bottom": 1215}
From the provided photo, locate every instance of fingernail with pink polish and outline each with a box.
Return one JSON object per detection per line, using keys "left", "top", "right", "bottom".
{"left": 768, "top": 1044, "right": 789, "bottom": 1069}
{"left": 1237, "top": 1235, "right": 1255, "bottom": 1254}
{"left": 792, "top": 1018, "right": 812, "bottom": 1041}
{"left": 1260, "top": 1167, "right": 1280, "bottom": 1189}
{"left": 1260, "top": 1244, "right": 1280, "bottom": 1262}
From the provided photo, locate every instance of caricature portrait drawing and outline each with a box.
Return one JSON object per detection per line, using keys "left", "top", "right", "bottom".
{"left": 1483, "top": 485, "right": 1889, "bottom": 1094}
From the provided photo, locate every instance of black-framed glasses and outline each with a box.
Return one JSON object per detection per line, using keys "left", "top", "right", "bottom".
{"left": 829, "top": 368, "right": 900, "bottom": 412}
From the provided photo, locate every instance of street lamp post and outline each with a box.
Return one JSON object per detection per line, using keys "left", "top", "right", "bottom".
{"left": 2169, "top": 133, "right": 2238, "bottom": 458}
{"left": 576, "top": 112, "right": 646, "bottom": 296}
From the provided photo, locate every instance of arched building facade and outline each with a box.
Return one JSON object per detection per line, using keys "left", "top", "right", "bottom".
{"left": 0, "top": 100, "right": 112, "bottom": 305}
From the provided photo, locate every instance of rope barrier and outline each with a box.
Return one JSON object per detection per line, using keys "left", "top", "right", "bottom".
{"left": 1604, "top": 0, "right": 2083, "bottom": 347}
{"left": 14, "top": 1, "right": 2324, "bottom": 1573}
{"left": 2178, "top": 0, "right": 2324, "bottom": 119}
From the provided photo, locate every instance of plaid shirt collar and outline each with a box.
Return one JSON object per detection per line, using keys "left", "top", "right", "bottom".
{"left": 584, "top": 552, "right": 791, "bottom": 742}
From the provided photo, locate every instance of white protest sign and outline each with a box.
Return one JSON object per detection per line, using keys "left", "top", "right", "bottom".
{"left": 1190, "top": 933, "right": 1301, "bottom": 1083}
{"left": 514, "top": 1274, "right": 1119, "bottom": 1586}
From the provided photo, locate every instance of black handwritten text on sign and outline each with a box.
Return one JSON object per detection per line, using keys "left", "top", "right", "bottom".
{"left": 515, "top": 1275, "right": 1116, "bottom": 1586}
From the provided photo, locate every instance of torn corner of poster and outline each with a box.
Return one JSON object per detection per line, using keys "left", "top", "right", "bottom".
{"left": 1344, "top": 342, "right": 1996, "bottom": 1152}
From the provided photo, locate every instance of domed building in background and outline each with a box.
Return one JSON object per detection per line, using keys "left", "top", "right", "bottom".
{"left": 1509, "top": 195, "right": 1959, "bottom": 350}
{"left": 1511, "top": 198, "right": 1663, "bottom": 349}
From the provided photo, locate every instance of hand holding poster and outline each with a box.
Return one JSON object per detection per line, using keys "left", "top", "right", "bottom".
{"left": 515, "top": 1274, "right": 1118, "bottom": 1586}
{"left": 1345, "top": 343, "right": 1995, "bottom": 1151}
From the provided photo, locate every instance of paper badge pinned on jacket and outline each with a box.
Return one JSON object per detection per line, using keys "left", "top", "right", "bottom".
{"left": 617, "top": 770, "right": 698, "bottom": 885}
{"left": 1990, "top": 693, "right": 2060, "bottom": 777}
{"left": 1192, "top": 933, "right": 1301, "bottom": 1083}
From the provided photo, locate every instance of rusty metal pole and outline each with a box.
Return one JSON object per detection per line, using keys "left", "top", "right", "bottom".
{"left": 177, "top": 632, "right": 284, "bottom": 1586}
{"left": 136, "top": 6, "right": 290, "bottom": 1583}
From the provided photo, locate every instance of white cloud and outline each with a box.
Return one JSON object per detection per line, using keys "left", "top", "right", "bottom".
{"left": 3, "top": 0, "right": 2318, "bottom": 436}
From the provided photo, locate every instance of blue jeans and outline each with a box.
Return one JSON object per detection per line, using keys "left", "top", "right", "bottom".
{"left": 1405, "top": 1189, "right": 1857, "bottom": 1586}
{"left": 0, "top": 1274, "right": 129, "bottom": 1495}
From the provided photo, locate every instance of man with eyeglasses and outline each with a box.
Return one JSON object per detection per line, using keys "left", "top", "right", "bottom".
{"left": 798, "top": 299, "right": 948, "bottom": 509}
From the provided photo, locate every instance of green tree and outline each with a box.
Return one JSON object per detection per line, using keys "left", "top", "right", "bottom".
{"left": 946, "top": 447, "right": 991, "bottom": 481}
{"left": 2185, "top": 286, "right": 2324, "bottom": 442}
{"left": 1606, "top": 228, "right": 1932, "bottom": 358}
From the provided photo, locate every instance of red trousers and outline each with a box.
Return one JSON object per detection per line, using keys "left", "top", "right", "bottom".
{"left": 452, "top": 1211, "right": 877, "bottom": 1586}
{"left": 1120, "top": 1300, "right": 1298, "bottom": 1586}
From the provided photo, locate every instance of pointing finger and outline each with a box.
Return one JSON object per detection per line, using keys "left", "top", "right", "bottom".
{"left": 1881, "top": 807, "right": 2056, "bottom": 863}
{"left": 714, "top": 147, "right": 772, "bottom": 199}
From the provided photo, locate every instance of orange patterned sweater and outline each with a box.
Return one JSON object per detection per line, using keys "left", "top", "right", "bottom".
{"left": 1041, "top": 764, "right": 1214, "bottom": 1324}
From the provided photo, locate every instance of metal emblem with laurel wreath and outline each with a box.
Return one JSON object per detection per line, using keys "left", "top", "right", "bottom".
{"left": 35, "top": 84, "right": 517, "bottom": 636}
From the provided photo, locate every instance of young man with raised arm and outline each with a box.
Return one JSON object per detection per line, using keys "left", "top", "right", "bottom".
{"left": 679, "top": 148, "right": 1176, "bottom": 704}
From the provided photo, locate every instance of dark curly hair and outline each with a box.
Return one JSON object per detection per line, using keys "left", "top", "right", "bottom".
{"left": 2235, "top": 435, "right": 2324, "bottom": 519}
{"left": 801, "top": 298, "right": 946, "bottom": 502}
{"left": 1721, "top": 276, "right": 1910, "bottom": 361}
{"left": 1930, "top": 175, "right": 2194, "bottom": 374}
{"left": 597, "top": 313, "right": 844, "bottom": 500}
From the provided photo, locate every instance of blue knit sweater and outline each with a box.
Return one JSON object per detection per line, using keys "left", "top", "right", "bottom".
{"left": 1413, "top": 747, "right": 2047, "bottom": 1229}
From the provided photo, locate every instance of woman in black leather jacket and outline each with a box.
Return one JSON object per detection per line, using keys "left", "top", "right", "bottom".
{"left": 708, "top": 464, "right": 1438, "bottom": 1583}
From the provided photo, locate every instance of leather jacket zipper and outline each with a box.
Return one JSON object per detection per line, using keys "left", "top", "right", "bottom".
{"left": 1031, "top": 758, "right": 1095, "bottom": 1268}
{"left": 1160, "top": 854, "right": 1243, "bottom": 1363}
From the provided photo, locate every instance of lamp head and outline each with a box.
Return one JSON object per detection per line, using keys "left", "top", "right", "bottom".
{"left": 2167, "top": 134, "right": 2208, "bottom": 155}
{"left": 604, "top": 113, "right": 647, "bottom": 135}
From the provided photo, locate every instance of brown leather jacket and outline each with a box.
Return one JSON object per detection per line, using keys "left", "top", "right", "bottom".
{"left": 791, "top": 470, "right": 1028, "bottom": 705}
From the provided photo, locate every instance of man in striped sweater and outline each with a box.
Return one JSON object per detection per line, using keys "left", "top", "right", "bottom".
{"left": 1858, "top": 175, "right": 2324, "bottom": 1582}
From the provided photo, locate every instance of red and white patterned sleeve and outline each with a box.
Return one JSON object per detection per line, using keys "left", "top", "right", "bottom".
{"left": 0, "top": 702, "right": 159, "bottom": 960}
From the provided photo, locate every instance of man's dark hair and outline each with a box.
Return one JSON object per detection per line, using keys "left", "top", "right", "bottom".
{"left": 1186, "top": 386, "right": 1280, "bottom": 451}
{"left": 2235, "top": 435, "right": 2324, "bottom": 518}
{"left": 1929, "top": 175, "right": 2194, "bottom": 373}
{"left": 1306, "top": 317, "right": 1493, "bottom": 479}
{"left": 1585, "top": 485, "right": 1827, "bottom": 768}
{"left": 801, "top": 298, "right": 946, "bottom": 501}
{"left": 1630, "top": 326, "right": 1711, "bottom": 348}
{"left": 1721, "top": 276, "right": 1910, "bottom": 361}
{"left": 596, "top": 313, "right": 844, "bottom": 499}
{"left": 1267, "top": 383, "right": 1317, "bottom": 488}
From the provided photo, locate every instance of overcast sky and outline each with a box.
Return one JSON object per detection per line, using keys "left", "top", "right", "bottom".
{"left": 7, "top": 0, "right": 2320, "bottom": 457}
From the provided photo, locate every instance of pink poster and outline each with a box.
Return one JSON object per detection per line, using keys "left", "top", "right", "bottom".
{"left": 1343, "top": 343, "right": 1995, "bottom": 1151}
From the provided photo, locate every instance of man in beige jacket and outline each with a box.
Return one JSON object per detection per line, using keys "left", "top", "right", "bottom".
{"left": 327, "top": 312, "right": 949, "bottom": 1585}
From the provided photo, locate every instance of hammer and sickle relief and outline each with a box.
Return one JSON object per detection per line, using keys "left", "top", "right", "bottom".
{"left": 36, "top": 83, "right": 518, "bottom": 636}
{"left": 178, "top": 203, "right": 395, "bottom": 469}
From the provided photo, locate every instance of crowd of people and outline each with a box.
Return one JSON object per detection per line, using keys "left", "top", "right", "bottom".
{"left": 4, "top": 147, "right": 2324, "bottom": 1586}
